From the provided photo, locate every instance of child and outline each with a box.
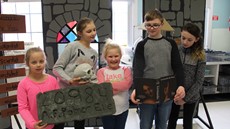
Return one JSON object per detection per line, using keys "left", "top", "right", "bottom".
{"left": 17, "top": 47, "right": 60, "bottom": 129}
{"left": 130, "top": 9, "right": 185, "bottom": 129}
{"left": 167, "top": 23, "right": 206, "bottom": 129}
{"left": 52, "top": 17, "right": 98, "bottom": 129}
{"left": 97, "top": 38, "right": 132, "bottom": 129}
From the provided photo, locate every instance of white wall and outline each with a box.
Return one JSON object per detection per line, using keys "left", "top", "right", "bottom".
{"left": 130, "top": 0, "right": 143, "bottom": 47}
{"left": 209, "top": 0, "right": 230, "bottom": 52}
{"left": 211, "top": 29, "right": 230, "bottom": 52}
{"left": 204, "top": 0, "right": 214, "bottom": 49}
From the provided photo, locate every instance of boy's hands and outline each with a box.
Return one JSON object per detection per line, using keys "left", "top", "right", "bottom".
{"left": 34, "top": 120, "right": 47, "bottom": 129}
{"left": 130, "top": 89, "right": 140, "bottom": 104}
{"left": 130, "top": 86, "right": 185, "bottom": 105}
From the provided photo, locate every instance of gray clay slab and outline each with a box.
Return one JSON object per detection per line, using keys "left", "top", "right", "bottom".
{"left": 37, "top": 82, "right": 116, "bottom": 124}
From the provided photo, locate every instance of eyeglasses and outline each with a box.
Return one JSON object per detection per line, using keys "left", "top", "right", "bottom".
{"left": 145, "top": 23, "right": 162, "bottom": 29}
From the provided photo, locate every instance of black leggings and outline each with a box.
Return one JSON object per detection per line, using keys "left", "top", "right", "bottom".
{"left": 53, "top": 120, "right": 85, "bottom": 129}
{"left": 167, "top": 102, "right": 197, "bottom": 129}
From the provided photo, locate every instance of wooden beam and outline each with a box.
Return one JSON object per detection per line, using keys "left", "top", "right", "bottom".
{"left": 0, "top": 14, "right": 26, "bottom": 33}
{"left": 0, "top": 107, "right": 18, "bottom": 118}
{"left": 0, "top": 68, "right": 25, "bottom": 79}
{"left": 0, "top": 41, "right": 24, "bottom": 51}
{"left": 0, "top": 82, "right": 19, "bottom": 93}
{"left": 0, "top": 95, "right": 17, "bottom": 106}
{"left": 0, "top": 55, "right": 24, "bottom": 65}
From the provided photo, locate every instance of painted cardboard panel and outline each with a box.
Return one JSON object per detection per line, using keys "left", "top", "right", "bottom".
{"left": 0, "top": 68, "right": 25, "bottom": 79}
{"left": 0, "top": 95, "right": 17, "bottom": 106}
{"left": 0, "top": 55, "right": 24, "bottom": 66}
{"left": 0, "top": 82, "right": 19, "bottom": 93}
{"left": 0, "top": 14, "right": 26, "bottom": 33}
{"left": 0, "top": 107, "right": 18, "bottom": 118}
{"left": 0, "top": 41, "right": 24, "bottom": 51}
{"left": 37, "top": 82, "right": 116, "bottom": 124}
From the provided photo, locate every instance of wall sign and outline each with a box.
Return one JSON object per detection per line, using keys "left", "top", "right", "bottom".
{"left": 0, "top": 55, "right": 24, "bottom": 65}
{"left": 0, "top": 41, "right": 24, "bottom": 51}
{"left": 0, "top": 95, "right": 17, "bottom": 106}
{"left": 0, "top": 14, "right": 25, "bottom": 128}
{"left": 0, "top": 68, "right": 25, "bottom": 79}
{"left": 0, "top": 14, "right": 26, "bottom": 33}
{"left": 212, "top": 15, "right": 219, "bottom": 21}
{"left": 0, "top": 107, "right": 18, "bottom": 118}
{"left": 0, "top": 82, "right": 19, "bottom": 93}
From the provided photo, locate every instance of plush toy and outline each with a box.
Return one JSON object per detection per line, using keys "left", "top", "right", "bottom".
{"left": 73, "top": 63, "right": 96, "bottom": 82}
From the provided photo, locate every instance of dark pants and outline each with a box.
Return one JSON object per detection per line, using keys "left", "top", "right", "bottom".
{"left": 101, "top": 110, "right": 129, "bottom": 129}
{"left": 167, "top": 102, "right": 197, "bottom": 129}
{"left": 53, "top": 120, "right": 85, "bottom": 129}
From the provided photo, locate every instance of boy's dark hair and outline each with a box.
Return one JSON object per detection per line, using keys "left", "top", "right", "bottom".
{"left": 144, "top": 9, "right": 164, "bottom": 23}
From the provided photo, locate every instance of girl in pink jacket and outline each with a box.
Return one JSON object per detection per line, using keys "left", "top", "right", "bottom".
{"left": 17, "top": 47, "right": 60, "bottom": 129}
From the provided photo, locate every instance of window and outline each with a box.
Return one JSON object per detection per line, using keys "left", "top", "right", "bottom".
{"left": 1, "top": 2, "right": 44, "bottom": 49}
{"left": 112, "top": 1, "right": 129, "bottom": 46}
{"left": 1, "top": 1, "right": 133, "bottom": 48}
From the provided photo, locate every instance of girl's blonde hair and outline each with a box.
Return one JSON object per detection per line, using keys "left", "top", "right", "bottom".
{"left": 102, "top": 38, "right": 122, "bottom": 59}
{"left": 25, "top": 47, "right": 46, "bottom": 66}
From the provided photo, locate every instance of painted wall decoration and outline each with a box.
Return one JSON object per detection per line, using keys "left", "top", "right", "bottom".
{"left": 41, "top": 0, "right": 112, "bottom": 74}
{"left": 0, "top": 14, "right": 26, "bottom": 129}
{"left": 41, "top": 0, "right": 112, "bottom": 126}
{"left": 56, "top": 21, "right": 99, "bottom": 43}
{"left": 143, "top": 0, "right": 206, "bottom": 38}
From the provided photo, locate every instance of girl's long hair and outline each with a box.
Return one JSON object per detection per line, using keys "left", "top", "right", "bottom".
{"left": 182, "top": 23, "right": 205, "bottom": 61}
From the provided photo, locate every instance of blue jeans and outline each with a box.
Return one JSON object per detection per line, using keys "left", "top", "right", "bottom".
{"left": 139, "top": 100, "right": 172, "bottom": 129}
{"left": 102, "top": 110, "right": 129, "bottom": 129}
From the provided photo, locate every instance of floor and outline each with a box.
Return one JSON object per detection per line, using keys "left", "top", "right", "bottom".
{"left": 11, "top": 100, "right": 230, "bottom": 129}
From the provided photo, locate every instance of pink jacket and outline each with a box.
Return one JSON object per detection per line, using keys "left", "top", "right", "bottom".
{"left": 97, "top": 66, "right": 132, "bottom": 94}
{"left": 97, "top": 66, "right": 132, "bottom": 115}
{"left": 17, "top": 75, "right": 60, "bottom": 129}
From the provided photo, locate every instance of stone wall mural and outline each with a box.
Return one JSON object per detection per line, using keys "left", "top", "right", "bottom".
{"left": 41, "top": 0, "right": 112, "bottom": 74}
{"left": 41, "top": 0, "right": 112, "bottom": 126}
{"left": 143, "top": 0, "right": 206, "bottom": 38}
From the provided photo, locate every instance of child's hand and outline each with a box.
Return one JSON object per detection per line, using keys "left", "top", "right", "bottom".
{"left": 174, "top": 98, "right": 185, "bottom": 105}
{"left": 130, "top": 89, "right": 140, "bottom": 104}
{"left": 69, "top": 77, "right": 89, "bottom": 85}
{"left": 34, "top": 120, "right": 47, "bottom": 129}
{"left": 174, "top": 86, "right": 185, "bottom": 101}
{"left": 113, "top": 89, "right": 120, "bottom": 95}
